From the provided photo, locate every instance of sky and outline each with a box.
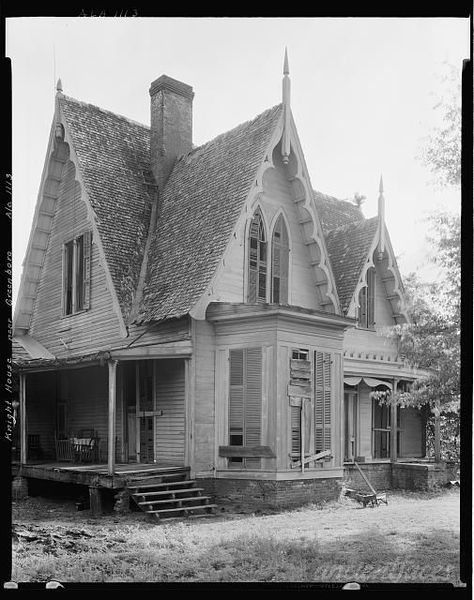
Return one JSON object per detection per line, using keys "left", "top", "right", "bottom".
{"left": 6, "top": 17, "right": 470, "bottom": 307}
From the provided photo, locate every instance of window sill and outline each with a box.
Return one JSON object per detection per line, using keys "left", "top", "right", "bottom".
{"left": 61, "top": 309, "right": 89, "bottom": 320}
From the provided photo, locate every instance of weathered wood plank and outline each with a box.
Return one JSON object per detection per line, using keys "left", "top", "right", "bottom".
{"left": 287, "top": 384, "right": 312, "bottom": 398}
{"left": 218, "top": 445, "right": 276, "bottom": 458}
{"left": 290, "top": 449, "right": 331, "bottom": 468}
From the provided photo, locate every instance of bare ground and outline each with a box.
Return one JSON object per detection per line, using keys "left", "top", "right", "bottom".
{"left": 11, "top": 487, "right": 462, "bottom": 585}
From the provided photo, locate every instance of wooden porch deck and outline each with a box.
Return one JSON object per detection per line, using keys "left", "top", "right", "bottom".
{"left": 12, "top": 461, "right": 189, "bottom": 489}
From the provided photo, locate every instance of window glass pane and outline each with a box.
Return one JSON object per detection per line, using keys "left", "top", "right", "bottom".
{"left": 75, "top": 235, "right": 84, "bottom": 311}
{"left": 65, "top": 241, "right": 74, "bottom": 315}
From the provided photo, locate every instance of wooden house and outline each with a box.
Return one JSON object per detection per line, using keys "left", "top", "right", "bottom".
{"left": 12, "top": 56, "right": 441, "bottom": 516}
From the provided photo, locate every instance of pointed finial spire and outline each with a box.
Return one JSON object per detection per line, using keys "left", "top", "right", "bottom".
{"left": 283, "top": 47, "right": 289, "bottom": 75}
{"left": 377, "top": 174, "right": 386, "bottom": 260}
{"left": 56, "top": 78, "right": 63, "bottom": 93}
{"left": 281, "top": 48, "right": 291, "bottom": 164}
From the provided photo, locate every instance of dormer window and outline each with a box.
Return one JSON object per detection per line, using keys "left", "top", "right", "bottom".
{"left": 358, "top": 267, "right": 375, "bottom": 328}
{"left": 271, "top": 215, "right": 289, "bottom": 304}
{"left": 247, "top": 210, "right": 267, "bottom": 303}
{"left": 63, "top": 232, "right": 91, "bottom": 315}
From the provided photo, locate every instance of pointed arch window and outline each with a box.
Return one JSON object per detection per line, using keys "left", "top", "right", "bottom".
{"left": 358, "top": 267, "right": 376, "bottom": 328}
{"left": 247, "top": 210, "right": 267, "bottom": 303}
{"left": 271, "top": 214, "right": 289, "bottom": 304}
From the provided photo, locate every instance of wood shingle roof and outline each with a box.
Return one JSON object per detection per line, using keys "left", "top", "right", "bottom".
{"left": 313, "top": 191, "right": 364, "bottom": 234}
{"left": 60, "top": 96, "right": 155, "bottom": 320}
{"left": 324, "top": 217, "right": 379, "bottom": 313}
{"left": 135, "top": 104, "right": 283, "bottom": 323}
{"left": 57, "top": 93, "right": 381, "bottom": 323}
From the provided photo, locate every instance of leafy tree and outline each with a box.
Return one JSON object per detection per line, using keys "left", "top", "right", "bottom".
{"left": 383, "top": 212, "right": 460, "bottom": 462}
{"left": 384, "top": 63, "right": 462, "bottom": 462}
{"left": 418, "top": 65, "right": 461, "bottom": 188}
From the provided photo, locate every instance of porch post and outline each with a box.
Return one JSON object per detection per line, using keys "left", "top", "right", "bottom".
{"left": 434, "top": 399, "right": 441, "bottom": 462}
{"left": 390, "top": 379, "right": 398, "bottom": 462}
{"left": 108, "top": 360, "right": 118, "bottom": 476}
{"left": 19, "top": 372, "right": 27, "bottom": 465}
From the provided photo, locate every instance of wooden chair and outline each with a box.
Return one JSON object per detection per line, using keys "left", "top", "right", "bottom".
{"left": 71, "top": 430, "right": 99, "bottom": 463}
{"left": 55, "top": 433, "right": 74, "bottom": 462}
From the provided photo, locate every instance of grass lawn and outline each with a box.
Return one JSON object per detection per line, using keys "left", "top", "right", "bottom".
{"left": 11, "top": 487, "right": 462, "bottom": 585}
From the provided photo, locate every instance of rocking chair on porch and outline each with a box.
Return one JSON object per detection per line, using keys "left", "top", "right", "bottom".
{"left": 55, "top": 430, "right": 99, "bottom": 463}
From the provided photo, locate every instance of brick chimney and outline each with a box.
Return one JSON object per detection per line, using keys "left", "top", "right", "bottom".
{"left": 149, "top": 75, "right": 194, "bottom": 190}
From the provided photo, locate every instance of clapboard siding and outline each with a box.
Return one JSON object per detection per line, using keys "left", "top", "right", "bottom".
{"left": 344, "top": 327, "right": 399, "bottom": 361}
{"left": 357, "top": 384, "right": 372, "bottom": 459}
{"left": 192, "top": 318, "right": 216, "bottom": 474}
{"left": 29, "top": 160, "right": 124, "bottom": 357}
{"left": 212, "top": 165, "right": 320, "bottom": 310}
{"left": 261, "top": 167, "right": 318, "bottom": 310}
{"left": 400, "top": 408, "right": 424, "bottom": 457}
{"left": 374, "top": 261, "right": 395, "bottom": 327}
{"left": 66, "top": 366, "right": 121, "bottom": 459}
{"left": 25, "top": 372, "right": 57, "bottom": 459}
{"left": 155, "top": 359, "right": 185, "bottom": 465}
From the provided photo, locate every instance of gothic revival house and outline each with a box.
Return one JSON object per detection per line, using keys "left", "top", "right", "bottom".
{"left": 12, "top": 57, "right": 438, "bottom": 516}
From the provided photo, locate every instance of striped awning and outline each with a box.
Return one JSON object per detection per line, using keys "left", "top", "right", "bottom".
{"left": 344, "top": 376, "right": 392, "bottom": 390}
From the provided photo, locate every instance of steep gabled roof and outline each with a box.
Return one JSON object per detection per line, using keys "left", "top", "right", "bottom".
{"left": 135, "top": 104, "right": 283, "bottom": 323}
{"left": 313, "top": 191, "right": 364, "bottom": 234}
{"left": 324, "top": 217, "right": 379, "bottom": 314}
{"left": 59, "top": 96, "right": 155, "bottom": 319}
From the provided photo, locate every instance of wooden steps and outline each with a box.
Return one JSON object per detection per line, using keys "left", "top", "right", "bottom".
{"left": 126, "top": 467, "right": 216, "bottom": 522}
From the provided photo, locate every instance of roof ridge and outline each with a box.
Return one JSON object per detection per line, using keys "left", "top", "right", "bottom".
{"left": 180, "top": 103, "right": 282, "bottom": 163}
{"left": 326, "top": 215, "right": 377, "bottom": 236}
{"left": 314, "top": 190, "right": 364, "bottom": 209}
{"left": 60, "top": 94, "right": 150, "bottom": 130}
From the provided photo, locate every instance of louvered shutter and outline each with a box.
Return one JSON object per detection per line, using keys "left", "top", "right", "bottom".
{"left": 229, "top": 349, "right": 244, "bottom": 441}
{"left": 248, "top": 226, "right": 258, "bottom": 302}
{"left": 367, "top": 268, "right": 375, "bottom": 327}
{"left": 280, "top": 219, "right": 289, "bottom": 304}
{"left": 314, "top": 351, "right": 324, "bottom": 453}
{"left": 272, "top": 245, "right": 281, "bottom": 303}
{"left": 244, "top": 347, "right": 262, "bottom": 468}
{"left": 291, "top": 405, "right": 301, "bottom": 454}
{"left": 314, "top": 350, "right": 332, "bottom": 455}
{"left": 359, "top": 286, "right": 367, "bottom": 327}
{"left": 323, "top": 352, "right": 332, "bottom": 451}
{"left": 271, "top": 216, "right": 289, "bottom": 304}
{"left": 82, "top": 231, "right": 92, "bottom": 310}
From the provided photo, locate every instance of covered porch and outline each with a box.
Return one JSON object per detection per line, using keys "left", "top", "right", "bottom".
{"left": 14, "top": 352, "right": 190, "bottom": 478}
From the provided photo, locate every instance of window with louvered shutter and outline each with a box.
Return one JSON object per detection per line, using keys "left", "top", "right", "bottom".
{"left": 63, "top": 232, "right": 91, "bottom": 315}
{"left": 358, "top": 267, "right": 375, "bottom": 328}
{"left": 248, "top": 211, "right": 267, "bottom": 303}
{"left": 367, "top": 267, "right": 375, "bottom": 327}
{"left": 271, "top": 215, "right": 289, "bottom": 304}
{"left": 82, "top": 231, "right": 92, "bottom": 310}
{"left": 228, "top": 347, "right": 262, "bottom": 468}
{"left": 229, "top": 349, "right": 244, "bottom": 463}
{"left": 314, "top": 351, "right": 332, "bottom": 455}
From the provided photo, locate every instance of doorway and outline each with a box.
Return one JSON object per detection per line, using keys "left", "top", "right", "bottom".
{"left": 344, "top": 390, "right": 358, "bottom": 461}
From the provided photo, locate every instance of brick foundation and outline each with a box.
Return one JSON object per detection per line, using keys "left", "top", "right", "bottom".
{"left": 343, "top": 461, "right": 450, "bottom": 492}
{"left": 391, "top": 462, "right": 448, "bottom": 491}
{"left": 198, "top": 477, "right": 343, "bottom": 511}
{"left": 344, "top": 463, "right": 392, "bottom": 490}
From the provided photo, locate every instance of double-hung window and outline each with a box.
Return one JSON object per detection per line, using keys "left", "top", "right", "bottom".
{"left": 63, "top": 232, "right": 91, "bottom": 315}
{"left": 358, "top": 267, "right": 376, "bottom": 328}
